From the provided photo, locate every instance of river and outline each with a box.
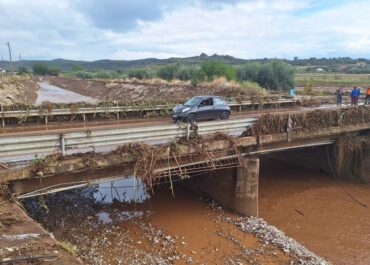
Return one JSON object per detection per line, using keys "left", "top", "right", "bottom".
{"left": 22, "top": 158, "right": 370, "bottom": 264}
{"left": 36, "top": 82, "right": 97, "bottom": 104}
{"left": 259, "top": 158, "right": 370, "bottom": 265}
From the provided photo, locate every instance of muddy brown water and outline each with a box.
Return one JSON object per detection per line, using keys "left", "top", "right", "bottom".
{"left": 22, "top": 158, "right": 370, "bottom": 264}
{"left": 260, "top": 158, "right": 370, "bottom": 265}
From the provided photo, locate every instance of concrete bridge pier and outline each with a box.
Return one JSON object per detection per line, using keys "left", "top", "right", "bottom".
{"left": 189, "top": 158, "right": 260, "bottom": 217}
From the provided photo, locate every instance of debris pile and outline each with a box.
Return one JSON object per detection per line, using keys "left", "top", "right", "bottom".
{"left": 333, "top": 136, "right": 370, "bottom": 180}
{"left": 245, "top": 106, "right": 370, "bottom": 136}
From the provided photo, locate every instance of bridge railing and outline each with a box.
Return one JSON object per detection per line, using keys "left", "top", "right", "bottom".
{"left": 0, "top": 118, "right": 256, "bottom": 161}
{"left": 0, "top": 99, "right": 295, "bottom": 126}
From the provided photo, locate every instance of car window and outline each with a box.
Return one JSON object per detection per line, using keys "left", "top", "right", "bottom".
{"left": 214, "top": 98, "right": 226, "bottom": 106}
{"left": 199, "top": 98, "right": 213, "bottom": 107}
{"left": 184, "top": 97, "right": 202, "bottom": 107}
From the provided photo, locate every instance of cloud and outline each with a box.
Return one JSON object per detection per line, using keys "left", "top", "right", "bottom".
{"left": 73, "top": 0, "right": 163, "bottom": 32}
{"left": 0, "top": 0, "right": 369, "bottom": 60}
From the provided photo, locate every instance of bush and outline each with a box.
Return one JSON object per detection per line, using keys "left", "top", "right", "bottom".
{"left": 95, "top": 71, "right": 112, "bottom": 79}
{"left": 75, "top": 71, "right": 94, "bottom": 79}
{"left": 47, "top": 66, "right": 60, "bottom": 76}
{"left": 19, "top": 66, "right": 28, "bottom": 75}
{"left": 128, "top": 68, "right": 150, "bottom": 80}
{"left": 240, "top": 81, "right": 266, "bottom": 96}
{"left": 71, "top": 65, "right": 83, "bottom": 72}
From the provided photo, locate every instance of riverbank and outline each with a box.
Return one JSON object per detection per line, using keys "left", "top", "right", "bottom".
{"left": 0, "top": 196, "right": 79, "bottom": 264}
{"left": 0, "top": 76, "right": 38, "bottom": 105}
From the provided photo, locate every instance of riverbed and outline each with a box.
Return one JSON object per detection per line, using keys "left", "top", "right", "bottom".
{"left": 21, "top": 157, "right": 370, "bottom": 264}
{"left": 36, "top": 82, "right": 97, "bottom": 104}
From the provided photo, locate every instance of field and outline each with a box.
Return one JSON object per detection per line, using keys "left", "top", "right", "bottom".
{"left": 295, "top": 73, "right": 370, "bottom": 87}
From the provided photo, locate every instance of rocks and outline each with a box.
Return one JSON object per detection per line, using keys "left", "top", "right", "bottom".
{"left": 234, "top": 217, "right": 330, "bottom": 265}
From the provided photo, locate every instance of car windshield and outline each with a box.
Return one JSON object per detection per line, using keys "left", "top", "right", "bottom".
{"left": 184, "top": 97, "right": 202, "bottom": 107}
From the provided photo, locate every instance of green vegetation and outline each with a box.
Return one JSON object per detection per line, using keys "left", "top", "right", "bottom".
{"left": 295, "top": 73, "right": 370, "bottom": 87}
{"left": 32, "top": 63, "right": 60, "bottom": 76}
{"left": 236, "top": 61, "right": 294, "bottom": 91}
{"left": 12, "top": 53, "right": 370, "bottom": 90}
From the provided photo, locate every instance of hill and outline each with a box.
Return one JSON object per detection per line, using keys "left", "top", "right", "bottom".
{"left": 1, "top": 54, "right": 369, "bottom": 73}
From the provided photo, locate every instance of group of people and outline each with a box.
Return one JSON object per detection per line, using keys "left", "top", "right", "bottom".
{"left": 335, "top": 86, "right": 370, "bottom": 106}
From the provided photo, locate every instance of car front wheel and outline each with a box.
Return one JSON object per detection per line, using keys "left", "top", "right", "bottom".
{"left": 187, "top": 113, "right": 197, "bottom": 123}
{"left": 220, "top": 111, "right": 230, "bottom": 120}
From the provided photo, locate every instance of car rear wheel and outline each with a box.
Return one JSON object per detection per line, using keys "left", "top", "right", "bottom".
{"left": 187, "top": 113, "right": 197, "bottom": 123}
{"left": 220, "top": 111, "right": 230, "bottom": 120}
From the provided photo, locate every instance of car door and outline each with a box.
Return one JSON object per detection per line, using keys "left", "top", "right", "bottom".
{"left": 213, "top": 97, "right": 226, "bottom": 117}
{"left": 197, "top": 98, "right": 214, "bottom": 120}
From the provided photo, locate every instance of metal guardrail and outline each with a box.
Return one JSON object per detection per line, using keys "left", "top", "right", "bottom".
{"left": 0, "top": 118, "right": 257, "bottom": 159}
{"left": 0, "top": 99, "right": 295, "bottom": 126}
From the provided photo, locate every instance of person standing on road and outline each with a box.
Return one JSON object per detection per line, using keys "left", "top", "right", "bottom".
{"left": 289, "top": 87, "right": 295, "bottom": 98}
{"left": 350, "top": 87, "right": 360, "bottom": 106}
{"left": 355, "top": 87, "right": 360, "bottom": 105}
{"left": 350, "top": 87, "right": 356, "bottom": 105}
{"left": 365, "top": 87, "right": 370, "bottom": 105}
{"left": 335, "top": 87, "right": 344, "bottom": 107}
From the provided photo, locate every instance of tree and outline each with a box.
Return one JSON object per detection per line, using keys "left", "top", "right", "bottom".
{"left": 200, "top": 61, "right": 236, "bottom": 81}
{"left": 157, "top": 64, "right": 180, "bottom": 80}
{"left": 236, "top": 61, "right": 294, "bottom": 91}
{"left": 191, "top": 69, "right": 206, "bottom": 86}
{"left": 257, "top": 64, "right": 277, "bottom": 90}
{"left": 174, "top": 66, "right": 196, "bottom": 81}
{"left": 32, "top": 64, "right": 48, "bottom": 75}
{"left": 270, "top": 60, "right": 294, "bottom": 91}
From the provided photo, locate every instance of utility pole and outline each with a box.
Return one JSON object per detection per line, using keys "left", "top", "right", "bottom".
{"left": 19, "top": 54, "right": 22, "bottom": 73}
{"left": 6, "top": 42, "right": 12, "bottom": 73}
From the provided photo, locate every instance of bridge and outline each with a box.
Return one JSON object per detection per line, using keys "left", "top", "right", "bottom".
{"left": 1, "top": 105, "right": 369, "bottom": 217}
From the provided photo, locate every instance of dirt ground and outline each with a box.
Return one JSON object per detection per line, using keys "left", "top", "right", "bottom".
{"left": 0, "top": 197, "right": 79, "bottom": 264}
{"left": 48, "top": 76, "right": 266, "bottom": 102}
{"left": 0, "top": 76, "right": 38, "bottom": 105}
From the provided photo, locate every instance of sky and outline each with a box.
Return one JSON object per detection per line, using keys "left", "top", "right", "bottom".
{"left": 0, "top": 0, "right": 369, "bottom": 61}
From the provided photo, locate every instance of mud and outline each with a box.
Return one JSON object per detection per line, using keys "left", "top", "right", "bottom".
{"left": 48, "top": 76, "right": 266, "bottom": 102}
{"left": 0, "top": 197, "right": 79, "bottom": 264}
{"left": 21, "top": 177, "right": 325, "bottom": 265}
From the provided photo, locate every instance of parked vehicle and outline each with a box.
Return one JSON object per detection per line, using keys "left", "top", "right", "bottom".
{"left": 171, "top": 96, "right": 231, "bottom": 123}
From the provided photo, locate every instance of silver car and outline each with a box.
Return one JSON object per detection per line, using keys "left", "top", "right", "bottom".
{"left": 171, "top": 96, "right": 231, "bottom": 123}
